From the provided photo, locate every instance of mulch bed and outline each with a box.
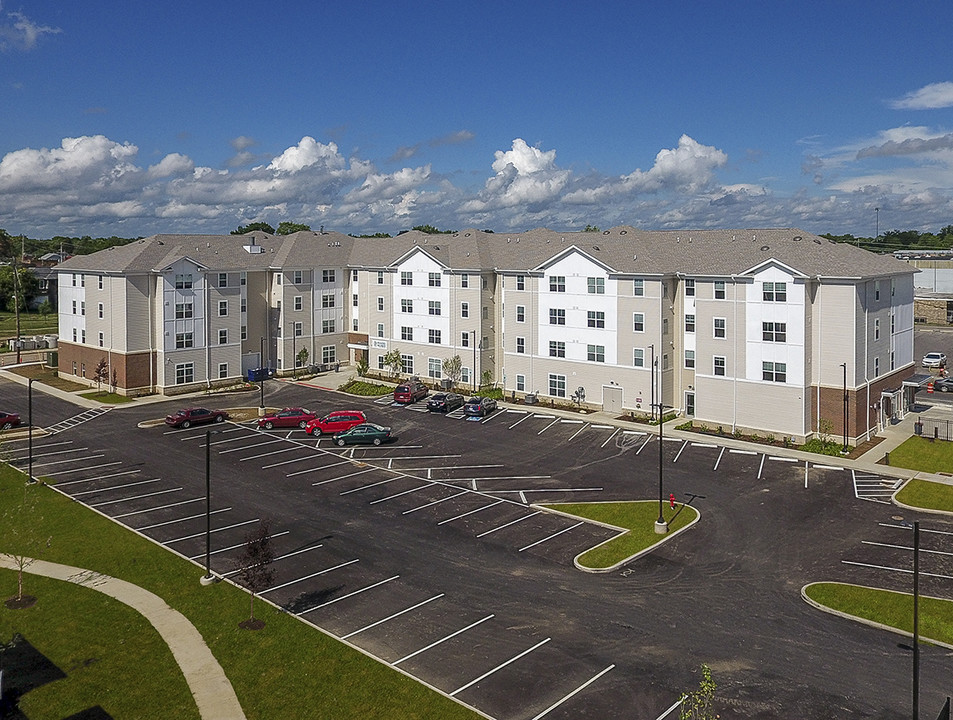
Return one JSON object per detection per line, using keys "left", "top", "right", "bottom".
{"left": 4, "top": 594, "right": 37, "bottom": 610}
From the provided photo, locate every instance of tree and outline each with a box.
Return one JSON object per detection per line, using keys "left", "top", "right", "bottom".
{"left": 443, "top": 355, "right": 462, "bottom": 386}
{"left": 480, "top": 369, "right": 493, "bottom": 389}
{"left": 0, "top": 265, "right": 39, "bottom": 312}
{"left": 296, "top": 346, "right": 309, "bottom": 371}
{"left": 383, "top": 348, "right": 403, "bottom": 377}
{"left": 680, "top": 664, "right": 717, "bottom": 719}
{"left": 231, "top": 222, "right": 275, "bottom": 235}
{"left": 2, "top": 482, "right": 50, "bottom": 609}
{"left": 234, "top": 520, "right": 276, "bottom": 630}
{"left": 93, "top": 357, "right": 109, "bottom": 392}
{"left": 276, "top": 222, "right": 311, "bottom": 235}
{"left": 412, "top": 224, "right": 453, "bottom": 234}
{"left": 355, "top": 355, "right": 369, "bottom": 377}
{"left": 583, "top": 224, "right": 600, "bottom": 232}
{"left": 110, "top": 368, "right": 118, "bottom": 394}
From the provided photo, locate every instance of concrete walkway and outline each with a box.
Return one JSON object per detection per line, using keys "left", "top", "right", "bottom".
{"left": 0, "top": 557, "right": 246, "bottom": 720}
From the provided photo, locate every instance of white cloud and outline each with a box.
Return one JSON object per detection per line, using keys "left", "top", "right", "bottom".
{"left": 147, "top": 153, "right": 194, "bottom": 179}
{"left": 463, "top": 138, "right": 571, "bottom": 213}
{"left": 889, "top": 82, "right": 953, "bottom": 110}
{"left": 267, "top": 136, "right": 348, "bottom": 174}
{"left": 0, "top": 7, "right": 60, "bottom": 52}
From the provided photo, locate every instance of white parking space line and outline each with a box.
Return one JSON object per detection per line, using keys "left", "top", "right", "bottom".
{"left": 339, "top": 475, "right": 403, "bottom": 495}
{"left": 812, "top": 464, "right": 844, "bottom": 471}
{"left": 311, "top": 467, "right": 380, "bottom": 487}
{"left": 285, "top": 458, "right": 361, "bottom": 477}
{"left": 171, "top": 426, "right": 242, "bottom": 439}
{"left": 55, "top": 469, "right": 141, "bottom": 487}
{"left": 560, "top": 419, "right": 584, "bottom": 424}
{"left": 396, "top": 464, "right": 504, "bottom": 472}
{"left": 757, "top": 454, "right": 766, "bottom": 478}
{"left": 477, "top": 511, "right": 541, "bottom": 537}
{"left": 222, "top": 543, "right": 327, "bottom": 578}
{"left": 862, "top": 540, "right": 953, "bottom": 558}
{"left": 654, "top": 696, "right": 686, "bottom": 720}
{"left": 637, "top": 434, "right": 653, "bottom": 455}
{"left": 166, "top": 518, "right": 261, "bottom": 544}
{"left": 673, "top": 440, "right": 689, "bottom": 463}
{"left": 139, "top": 508, "right": 231, "bottom": 531}
{"left": 568, "top": 423, "right": 590, "bottom": 442}
{"left": 45, "top": 461, "right": 123, "bottom": 477}
{"left": 842, "top": 559, "right": 953, "bottom": 581}
{"left": 518, "top": 522, "right": 584, "bottom": 552}
{"left": 261, "top": 559, "right": 361, "bottom": 593}
{"left": 713, "top": 446, "right": 726, "bottom": 471}
{"left": 437, "top": 500, "right": 504, "bottom": 525}
{"left": 370, "top": 483, "right": 435, "bottom": 505}
{"left": 239, "top": 446, "right": 301, "bottom": 462}
{"left": 506, "top": 409, "right": 528, "bottom": 415}
{"left": 494, "top": 487, "right": 602, "bottom": 496}
{"left": 393, "top": 614, "right": 495, "bottom": 666}
{"left": 7, "top": 440, "right": 74, "bottom": 450}
{"left": 533, "top": 414, "right": 556, "bottom": 419}
{"left": 530, "top": 664, "right": 616, "bottom": 720}
{"left": 10, "top": 447, "right": 89, "bottom": 461}
{"left": 454, "top": 475, "right": 552, "bottom": 484}
{"left": 31, "top": 453, "right": 105, "bottom": 469}
{"left": 537, "top": 418, "right": 562, "bottom": 435}
{"left": 218, "top": 438, "right": 285, "bottom": 454}
{"left": 113, "top": 497, "right": 204, "bottom": 519}
{"left": 449, "top": 637, "right": 551, "bottom": 697}
{"left": 402, "top": 490, "right": 470, "bottom": 515}
{"left": 300, "top": 575, "right": 400, "bottom": 613}
{"left": 90, "top": 487, "right": 182, "bottom": 507}
{"left": 729, "top": 448, "right": 758, "bottom": 455}
{"left": 341, "top": 594, "right": 444, "bottom": 640}
{"left": 691, "top": 442, "right": 718, "bottom": 448}
{"left": 72, "top": 478, "right": 161, "bottom": 496}
{"left": 600, "top": 428, "right": 620, "bottom": 448}
{"left": 189, "top": 531, "right": 290, "bottom": 560}
{"left": 508, "top": 413, "right": 534, "bottom": 430}
{"left": 768, "top": 456, "right": 797, "bottom": 462}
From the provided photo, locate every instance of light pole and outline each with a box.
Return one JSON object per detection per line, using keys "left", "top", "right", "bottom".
{"left": 649, "top": 344, "right": 655, "bottom": 422}
{"left": 259, "top": 336, "right": 265, "bottom": 412}
{"left": 291, "top": 324, "right": 297, "bottom": 380}
{"left": 841, "top": 362, "right": 849, "bottom": 453}
{"left": 655, "top": 399, "right": 671, "bottom": 534}
{"left": 200, "top": 429, "right": 220, "bottom": 585}
{"left": 898, "top": 519, "right": 921, "bottom": 720}
{"left": 27, "top": 378, "right": 35, "bottom": 484}
{"left": 875, "top": 206, "right": 880, "bottom": 240}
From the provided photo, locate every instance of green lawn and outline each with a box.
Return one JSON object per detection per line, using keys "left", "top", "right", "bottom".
{"left": 884, "top": 435, "right": 953, "bottom": 475}
{"left": 0, "top": 310, "right": 58, "bottom": 338}
{"left": 804, "top": 582, "right": 953, "bottom": 645}
{"left": 541, "top": 501, "right": 699, "bottom": 569}
{"left": 895, "top": 478, "right": 953, "bottom": 512}
{"left": 78, "top": 390, "right": 135, "bottom": 404}
{"left": 0, "top": 467, "right": 481, "bottom": 720}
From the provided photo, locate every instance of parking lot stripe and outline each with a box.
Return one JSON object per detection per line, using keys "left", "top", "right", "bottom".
{"left": 31, "top": 453, "right": 105, "bottom": 469}
{"left": 508, "top": 413, "right": 534, "bottom": 429}
{"left": 537, "top": 418, "right": 561, "bottom": 435}
{"left": 43, "top": 461, "right": 124, "bottom": 478}
{"left": 518, "top": 522, "right": 584, "bottom": 552}
{"left": 285, "top": 458, "right": 359, "bottom": 476}
{"left": 300, "top": 575, "right": 400, "bottom": 613}
{"left": 221, "top": 543, "right": 327, "bottom": 578}
{"left": 341, "top": 594, "right": 445, "bottom": 640}
{"left": 812, "top": 464, "right": 844, "bottom": 471}
{"left": 261, "top": 559, "right": 360, "bottom": 593}
{"left": 402, "top": 490, "right": 470, "bottom": 515}
{"left": 729, "top": 449, "right": 758, "bottom": 455}
{"left": 768, "top": 456, "right": 798, "bottom": 462}
{"left": 72, "top": 478, "right": 161, "bottom": 496}
{"left": 842, "top": 559, "right": 953, "bottom": 581}
{"left": 654, "top": 696, "right": 685, "bottom": 720}
{"left": 55, "top": 469, "right": 141, "bottom": 486}
{"left": 90, "top": 487, "right": 182, "bottom": 507}
{"left": 560, "top": 419, "right": 584, "bottom": 424}
{"left": 568, "top": 423, "right": 590, "bottom": 441}
{"left": 339, "top": 475, "right": 402, "bottom": 495}
{"left": 437, "top": 500, "right": 505, "bottom": 525}
{"left": 477, "top": 511, "right": 541, "bottom": 537}
{"left": 189, "top": 531, "right": 290, "bottom": 560}
{"left": 636, "top": 434, "right": 653, "bottom": 455}
{"left": 370, "top": 483, "right": 434, "bottom": 504}
{"left": 530, "top": 664, "right": 616, "bottom": 720}
{"left": 757, "top": 453, "right": 766, "bottom": 478}
{"left": 311, "top": 466, "right": 380, "bottom": 486}
{"left": 862, "top": 540, "right": 953, "bottom": 558}
{"left": 393, "top": 614, "right": 495, "bottom": 666}
{"left": 673, "top": 440, "right": 689, "bottom": 463}
{"left": 218, "top": 438, "right": 285, "bottom": 454}
{"left": 239, "top": 446, "right": 301, "bottom": 461}
{"left": 713, "top": 446, "right": 726, "bottom": 471}
{"left": 691, "top": 442, "right": 718, "bottom": 448}
{"left": 166, "top": 518, "right": 260, "bottom": 543}
{"left": 590, "top": 424, "right": 613, "bottom": 429}
{"left": 138, "top": 508, "right": 231, "bottom": 531}
{"left": 450, "top": 637, "right": 551, "bottom": 697}
{"left": 113, "top": 497, "right": 203, "bottom": 519}
{"left": 10, "top": 446, "right": 89, "bottom": 461}
{"left": 600, "top": 428, "right": 620, "bottom": 448}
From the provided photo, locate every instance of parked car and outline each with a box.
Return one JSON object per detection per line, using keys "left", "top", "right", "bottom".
{"left": 165, "top": 407, "right": 229, "bottom": 429}
{"left": 0, "top": 411, "right": 21, "bottom": 430}
{"left": 305, "top": 410, "right": 367, "bottom": 435}
{"left": 935, "top": 377, "right": 953, "bottom": 392}
{"left": 332, "top": 423, "right": 396, "bottom": 446}
{"left": 394, "top": 381, "right": 429, "bottom": 404}
{"left": 464, "top": 396, "right": 498, "bottom": 417}
{"left": 427, "top": 392, "right": 464, "bottom": 413}
{"left": 922, "top": 352, "right": 947, "bottom": 368}
{"left": 258, "top": 407, "right": 317, "bottom": 430}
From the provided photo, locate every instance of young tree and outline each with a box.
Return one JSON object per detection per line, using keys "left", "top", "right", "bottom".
{"left": 384, "top": 348, "right": 403, "bottom": 377}
{"left": 93, "top": 357, "right": 109, "bottom": 392}
{"left": 110, "top": 368, "right": 118, "bottom": 394}
{"left": 296, "top": 346, "right": 309, "bottom": 371}
{"left": 355, "top": 355, "right": 369, "bottom": 377}
{"left": 234, "top": 520, "right": 276, "bottom": 630}
{"left": 680, "top": 664, "right": 717, "bottom": 720}
{"left": 2, "top": 483, "right": 50, "bottom": 609}
{"left": 443, "top": 355, "right": 462, "bottom": 386}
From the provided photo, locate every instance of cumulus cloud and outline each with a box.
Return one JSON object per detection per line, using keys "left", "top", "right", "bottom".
{"left": 429, "top": 130, "right": 475, "bottom": 147}
{"left": 0, "top": 6, "right": 60, "bottom": 52}
{"left": 463, "top": 138, "right": 571, "bottom": 213}
{"left": 856, "top": 131, "right": 953, "bottom": 159}
{"left": 889, "top": 82, "right": 953, "bottom": 110}
{"left": 147, "top": 153, "right": 194, "bottom": 179}
{"left": 267, "top": 136, "right": 348, "bottom": 174}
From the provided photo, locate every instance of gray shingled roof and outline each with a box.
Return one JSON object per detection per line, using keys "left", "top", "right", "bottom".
{"left": 57, "top": 226, "right": 914, "bottom": 280}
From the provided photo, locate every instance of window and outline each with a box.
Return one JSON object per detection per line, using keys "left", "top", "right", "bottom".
{"left": 762, "top": 361, "right": 786, "bottom": 383}
{"left": 428, "top": 329, "right": 441, "bottom": 344}
{"left": 218, "top": 300, "right": 228, "bottom": 317}
{"left": 293, "top": 296, "right": 303, "bottom": 311}
{"left": 293, "top": 270, "right": 303, "bottom": 284}
{"left": 428, "top": 300, "right": 442, "bottom": 316}
{"left": 276, "top": 273, "right": 282, "bottom": 287}
{"left": 633, "top": 348, "right": 644, "bottom": 367}
{"left": 80, "top": 302, "right": 85, "bottom": 316}
{"left": 516, "top": 275, "right": 525, "bottom": 291}
{"left": 378, "top": 297, "right": 385, "bottom": 311}
{"left": 428, "top": 357, "right": 442, "bottom": 378}
{"left": 891, "top": 312, "right": 895, "bottom": 334}
{"left": 378, "top": 355, "right": 386, "bottom": 371}
{"left": 461, "top": 366, "right": 471, "bottom": 384}
{"left": 377, "top": 271, "right": 384, "bottom": 284}
{"left": 98, "top": 276, "right": 103, "bottom": 290}
{"left": 81, "top": 329, "right": 86, "bottom": 343}
{"left": 549, "top": 275, "right": 566, "bottom": 292}
{"left": 714, "top": 281, "right": 725, "bottom": 299}
{"left": 175, "top": 332, "right": 194, "bottom": 349}
{"left": 482, "top": 306, "right": 488, "bottom": 320}
{"left": 401, "top": 299, "right": 413, "bottom": 313}
{"left": 461, "top": 302, "right": 469, "bottom": 318}
{"left": 685, "top": 314, "right": 695, "bottom": 333}
{"left": 714, "top": 356, "right": 726, "bottom": 376}
{"left": 322, "top": 270, "right": 335, "bottom": 283}
{"left": 549, "top": 373, "right": 567, "bottom": 398}
{"left": 353, "top": 293, "right": 359, "bottom": 307}
{"left": 891, "top": 351, "right": 895, "bottom": 370}
{"left": 549, "top": 341, "right": 566, "bottom": 357}
{"left": 322, "top": 319, "right": 335, "bottom": 333}
{"left": 481, "top": 276, "right": 488, "bottom": 290}
{"left": 587, "top": 344, "right": 605, "bottom": 362}
{"left": 218, "top": 273, "right": 228, "bottom": 288}
{"left": 516, "top": 374, "right": 525, "bottom": 392}
{"left": 685, "top": 279, "right": 695, "bottom": 297}
{"left": 875, "top": 357, "right": 880, "bottom": 376}
{"left": 401, "top": 271, "right": 413, "bottom": 286}
{"left": 685, "top": 350, "right": 695, "bottom": 368}
{"left": 401, "top": 326, "right": 413, "bottom": 341}
{"left": 549, "top": 308, "right": 565, "bottom": 325}
{"left": 633, "top": 279, "right": 644, "bottom": 297}
{"left": 218, "top": 363, "right": 229, "bottom": 379}
{"left": 72, "top": 273, "right": 77, "bottom": 287}
{"left": 762, "top": 322, "right": 786, "bottom": 342}
{"left": 461, "top": 274, "right": 469, "bottom": 288}
{"left": 72, "top": 300, "right": 77, "bottom": 315}
{"left": 323, "top": 345, "right": 337, "bottom": 364}
{"left": 175, "top": 274, "right": 193, "bottom": 289}
{"left": 401, "top": 354, "right": 414, "bottom": 374}
{"left": 587, "top": 277, "right": 605, "bottom": 294}
{"left": 891, "top": 279, "right": 896, "bottom": 297}
{"left": 428, "top": 272, "right": 441, "bottom": 287}
{"left": 240, "top": 298, "right": 247, "bottom": 313}
{"left": 98, "top": 303, "right": 104, "bottom": 319}
{"left": 662, "top": 318, "right": 669, "bottom": 335}
{"left": 218, "top": 329, "right": 228, "bottom": 344}
{"left": 875, "top": 281, "right": 880, "bottom": 301}
{"left": 98, "top": 332, "right": 104, "bottom": 347}
{"left": 874, "top": 318, "right": 880, "bottom": 340}
{"left": 662, "top": 353, "right": 670, "bottom": 370}
{"left": 714, "top": 318, "right": 726, "bottom": 338}
{"left": 293, "top": 322, "right": 302, "bottom": 337}
{"left": 633, "top": 313, "right": 644, "bottom": 332}
{"left": 72, "top": 328, "right": 77, "bottom": 342}
{"left": 240, "top": 272, "right": 246, "bottom": 286}
{"left": 175, "top": 363, "right": 194, "bottom": 385}
{"left": 322, "top": 294, "right": 335, "bottom": 308}
{"left": 377, "top": 323, "right": 384, "bottom": 338}
{"left": 241, "top": 325, "right": 247, "bottom": 340}
{"left": 352, "top": 269, "right": 358, "bottom": 281}
{"left": 462, "top": 332, "right": 470, "bottom": 347}
{"left": 353, "top": 319, "right": 359, "bottom": 332}
{"left": 516, "top": 305, "right": 525, "bottom": 323}
{"left": 588, "top": 311, "right": 605, "bottom": 328}
{"left": 763, "top": 281, "right": 787, "bottom": 302}
{"left": 516, "top": 337, "right": 525, "bottom": 354}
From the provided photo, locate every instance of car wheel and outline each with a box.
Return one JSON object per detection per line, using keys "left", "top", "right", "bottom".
{"left": 214, "top": 414, "right": 224, "bottom": 423}
{"left": 336, "top": 438, "right": 346, "bottom": 446}
{"left": 298, "top": 420, "right": 308, "bottom": 429}
{"left": 181, "top": 420, "right": 191, "bottom": 429}
{"left": 1, "top": 422, "right": 11, "bottom": 430}
{"left": 264, "top": 421, "right": 274, "bottom": 430}
{"left": 373, "top": 437, "right": 382, "bottom": 445}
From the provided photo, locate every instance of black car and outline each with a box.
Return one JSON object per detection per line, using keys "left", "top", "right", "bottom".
{"left": 427, "top": 392, "right": 465, "bottom": 412}
{"left": 935, "top": 377, "right": 953, "bottom": 392}
{"left": 464, "top": 396, "right": 498, "bottom": 417}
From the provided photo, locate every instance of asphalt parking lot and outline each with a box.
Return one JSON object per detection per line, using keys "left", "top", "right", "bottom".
{"left": 3, "top": 375, "right": 953, "bottom": 719}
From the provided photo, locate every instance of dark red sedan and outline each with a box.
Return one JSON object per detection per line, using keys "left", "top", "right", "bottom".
{"left": 257, "top": 407, "right": 317, "bottom": 430}
{"left": 164, "top": 407, "right": 229, "bottom": 429}
{"left": 0, "top": 411, "right": 21, "bottom": 430}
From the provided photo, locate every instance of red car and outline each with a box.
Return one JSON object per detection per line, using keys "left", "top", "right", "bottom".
{"left": 257, "top": 407, "right": 317, "bottom": 430}
{"left": 305, "top": 410, "right": 367, "bottom": 436}
{"left": 0, "top": 411, "right": 21, "bottom": 430}
{"left": 164, "top": 407, "right": 229, "bottom": 429}
{"left": 394, "top": 381, "right": 429, "bottom": 404}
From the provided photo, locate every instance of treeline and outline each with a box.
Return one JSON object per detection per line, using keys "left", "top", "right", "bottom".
{"left": 823, "top": 225, "right": 953, "bottom": 253}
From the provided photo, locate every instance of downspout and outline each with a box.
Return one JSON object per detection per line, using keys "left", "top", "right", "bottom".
{"left": 205, "top": 272, "right": 211, "bottom": 392}
{"left": 816, "top": 279, "right": 822, "bottom": 436}
{"left": 150, "top": 275, "right": 156, "bottom": 393}
{"left": 864, "top": 283, "right": 871, "bottom": 441}
{"left": 732, "top": 275, "right": 738, "bottom": 432}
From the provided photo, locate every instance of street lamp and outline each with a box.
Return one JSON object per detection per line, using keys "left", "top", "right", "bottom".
{"left": 841, "top": 362, "right": 849, "bottom": 453}
{"left": 291, "top": 324, "right": 297, "bottom": 380}
{"left": 875, "top": 206, "right": 880, "bottom": 240}
{"left": 200, "top": 428, "right": 220, "bottom": 585}
{"left": 655, "top": 400, "right": 670, "bottom": 534}
{"left": 259, "top": 336, "right": 266, "bottom": 412}
{"left": 649, "top": 344, "right": 656, "bottom": 422}
{"left": 898, "top": 518, "right": 920, "bottom": 720}
{"left": 27, "top": 378, "right": 35, "bottom": 484}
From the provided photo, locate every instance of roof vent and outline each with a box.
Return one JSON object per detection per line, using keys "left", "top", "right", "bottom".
{"left": 633, "top": 254, "right": 637, "bottom": 260}
{"left": 433, "top": 245, "right": 440, "bottom": 251}
{"left": 507, "top": 238, "right": 511, "bottom": 243}
{"left": 793, "top": 235, "right": 802, "bottom": 241}
{"left": 813, "top": 238, "right": 822, "bottom": 245}
{"left": 760, "top": 245, "right": 770, "bottom": 251}
{"left": 603, "top": 230, "right": 610, "bottom": 235}
{"left": 516, "top": 238, "right": 520, "bottom": 243}
{"left": 593, "top": 245, "right": 601, "bottom": 251}
{"left": 465, "top": 232, "right": 471, "bottom": 237}
{"left": 620, "top": 230, "right": 627, "bottom": 235}
{"left": 676, "top": 236, "right": 680, "bottom": 243}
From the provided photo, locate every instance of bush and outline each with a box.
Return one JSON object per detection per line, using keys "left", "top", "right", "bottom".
{"left": 339, "top": 379, "right": 393, "bottom": 396}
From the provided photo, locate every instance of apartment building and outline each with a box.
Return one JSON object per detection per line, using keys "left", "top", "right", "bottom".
{"left": 57, "top": 226, "right": 916, "bottom": 444}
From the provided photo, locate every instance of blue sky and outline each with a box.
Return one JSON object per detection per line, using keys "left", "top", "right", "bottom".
{"left": 2, "top": 1, "right": 952, "bottom": 239}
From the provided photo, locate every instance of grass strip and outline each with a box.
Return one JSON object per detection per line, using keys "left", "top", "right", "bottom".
{"left": 78, "top": 391, "right": 135, "bottom": 404}
{"left": 883, "top": 436, "right": 953, "bottom": 475}
{"left": 895, "top": 478, "right": 953, "bottom": 512}
{"left": 0, "top": 467, "right": 481, "bottom": 720}
{"left": 541, "top": 501, "right": 698, "bottom": 569}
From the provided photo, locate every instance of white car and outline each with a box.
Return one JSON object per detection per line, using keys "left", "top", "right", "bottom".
{"left": 922, "top": 352, "right": 947, "bottom": 368}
